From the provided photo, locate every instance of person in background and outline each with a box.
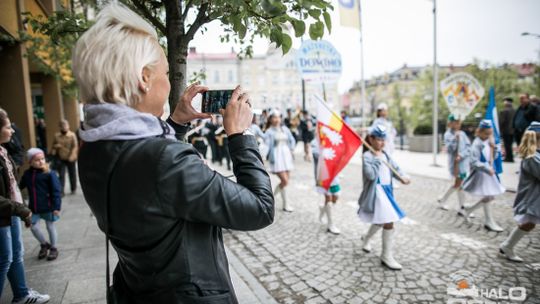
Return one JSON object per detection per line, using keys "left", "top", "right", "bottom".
{"left": 340, "top": 110, "right": 351, "bottom": 124}
{"left": 0, "top": 108, "right": 50, "bottom": 304}
{"left": 499, "top": 97, "right": 515, "bottom": 162}
{"left": 530, "top": 95, "right": 540, "bottom": 122}
{"left": 205, "top": 116, "right": 219, "bottom": 164}
{"left": 499, "top": 121, "right": 540, "bottom": 262}
{"left": 371, "top": 103, "right": 397, "bottom": 156}
{"left": 513, "top": 93, "right": 535, "bottom": 146}
{"left": 299, "top": 110, "right": 315, "bottom": 162}
{"left": 35, "top": 117, "right": 47, "bottom": 152}
{"left": 188, "top": 120, "right": 208, "bottom": 159}
{"left": 19, "top": 148, "right": 62, "bottom": 261}
{"left": 50, "top": 120, "right": 78, "bottom": 195}
{"left": 215, "top": 117, "right": 231, "bottom": 170}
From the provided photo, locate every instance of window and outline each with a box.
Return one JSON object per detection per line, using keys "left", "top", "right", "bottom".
{"left": 228, "top": 70, "right": 234, "bottom": 82}
{"left": 214, "top": 71, "right": 220, "bottom": 83}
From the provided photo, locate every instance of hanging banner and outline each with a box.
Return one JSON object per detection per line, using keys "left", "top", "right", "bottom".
{"left": 296, "top": 40, "right": 342, "bottom": 84}
{"left": 440, "top": 72, "right": 485, "bottom": 120}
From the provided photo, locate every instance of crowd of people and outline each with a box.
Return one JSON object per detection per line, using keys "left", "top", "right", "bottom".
{"left": 0, "top": 2, "right": 538, "bottom": 303}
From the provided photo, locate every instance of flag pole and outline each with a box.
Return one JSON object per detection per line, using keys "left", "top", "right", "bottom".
{"left": 358, "top": 0, "right": 368, "bottom": 135}
{"left": 361, "top": 140, "right": 407, "bottom": 184}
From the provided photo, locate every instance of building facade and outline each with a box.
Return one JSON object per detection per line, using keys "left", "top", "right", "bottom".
{"left": 187, "top": 46, "right": 340, "bottom": 114}
{"left": 0, "top": 0, "right": 80, "bottom": 152}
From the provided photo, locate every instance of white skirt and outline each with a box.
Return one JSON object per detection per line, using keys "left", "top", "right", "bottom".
{"left": 514, "top": 214, "right": 540, "bottom": 225}
{"left": 358, "top": 184, "right": 405, "bottom": 224}
{"left": 462, "top": 171, "right": 505, "bottom": 196}
{"left": 270, "top": 145, "right": 294, "bottom": 173}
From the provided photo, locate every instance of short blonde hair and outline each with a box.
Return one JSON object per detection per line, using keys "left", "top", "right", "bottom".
{"left": 518, "top": 130, "right": 540, "bottom": 159}
{"left": 72, "top": 2, "right": 162, "bottom": 106}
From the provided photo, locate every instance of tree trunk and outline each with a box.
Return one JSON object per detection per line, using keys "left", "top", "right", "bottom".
{"left": 165, "top": 0, "right": 187, "bottom": 112}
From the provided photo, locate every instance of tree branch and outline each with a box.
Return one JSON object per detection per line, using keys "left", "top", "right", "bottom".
{"left": 185, "top": 2, "right": 210, "bottom": 41}
{"left": 129, "top": 0, "right": 166, "bottom": 35}
{"left": 181, "top": 0, "right": 193, "bottom": 22}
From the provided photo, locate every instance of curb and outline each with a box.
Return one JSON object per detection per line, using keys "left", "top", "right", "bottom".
{"left": 225, "top": 247, "right": 278, "bottom": 304}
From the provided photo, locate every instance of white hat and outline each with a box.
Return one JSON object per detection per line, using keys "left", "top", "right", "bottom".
{"left": 377, "top": 103, "right": 388, "bottom": 111}
{"left": 26, "top": 148, "right": 44, "bottom": 162}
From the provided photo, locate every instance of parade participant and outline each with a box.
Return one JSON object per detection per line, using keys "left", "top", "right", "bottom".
{"left": 312, "top": 137, "right": 340, "bottom": 234}
{"left": 357, "top": 125, "right": 410, "bottom": 270}
{"left": 19, "top": 148, "right": 62, "bottom": 261}
{"left": 215, "top": 119, "right": 231, "bottom": 170}
{"left": 299, "top": 110, "right": 315, "bottom": 161}
{"left": 188, "top": 120, "right": 208, "bottom": 158}
{"left": 371, "top": 103, "right": 397, "bottom": 156}
{"left": 265, "top": 110, "right": 296, "bottom": 212}
{"left": 462, "top": 119, "right": 506, "bottom": 232}
{"left": 438, "top": 114, "right": 471, "bottom": 216}
{"left": 499, "top": 121, "right": 540, "bottom": 262}
{"left": 73, "top": 3, "right": 274, "bottom": 303}
{"left": 0, "top": 108, "right": 50, "bottom": 303}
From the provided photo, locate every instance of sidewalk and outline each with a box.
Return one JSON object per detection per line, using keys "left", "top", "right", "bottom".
{"left": 348, "top": 149, "right": 520, "bottom": 192}
{"left": 0, "top": 188, "right": 275, "bottom": 304}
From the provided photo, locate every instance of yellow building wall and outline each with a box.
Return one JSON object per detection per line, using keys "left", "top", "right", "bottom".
{"left": 24, "top": 0, "right": 47, "bottom": 16}
{"left": 0, "top": 0, "right": 20, "bottom": 38}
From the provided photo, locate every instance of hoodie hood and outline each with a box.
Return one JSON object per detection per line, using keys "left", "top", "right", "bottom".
{"left": 79, "top": 103, "right": 176, "bottom": 142}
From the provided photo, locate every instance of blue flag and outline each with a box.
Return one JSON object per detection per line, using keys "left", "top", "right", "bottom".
{"left": 484, "top": 86, "right": 503, "bottom": 174}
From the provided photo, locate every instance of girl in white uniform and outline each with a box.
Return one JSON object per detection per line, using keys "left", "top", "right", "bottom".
{"left": 500, "top": 121, "right": 540, "bottom": 262}
{"left": 357, "top": 125, "right": 410, "bottom": 270}
{"left": 462, "top": 119, "right": 506, "bottom": 232}
{"left": 264, "top": 111, "right": 296, "bottom": 212}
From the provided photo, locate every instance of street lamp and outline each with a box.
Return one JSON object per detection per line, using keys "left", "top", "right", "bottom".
{"left": 431, "top": 0, "right": 439, "bottom": 166}
{"left": 521, "top": 32, "right": 540, "bottom": 63}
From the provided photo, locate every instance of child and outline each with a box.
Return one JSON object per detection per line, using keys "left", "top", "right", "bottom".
{"left": 499, "top": 121, "right": 540, "bottom": 262}
{"left": 357, "top": 125, "right": 410, "bottom": 270}
{"left": 461, "top": 120, "right": 506, "bottom": 232}
{"left": 312, "top": 133, "right": 341, "bottom": 234}
{"left": 438, "top": 114, "right": 472, "bottom": 217}
{"left": 19, "top": 148, "right": 62, "bottom": 260}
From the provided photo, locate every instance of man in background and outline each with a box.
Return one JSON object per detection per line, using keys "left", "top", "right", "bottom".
{"left": 499, "top": 97, "right": 515, "bottom": 162}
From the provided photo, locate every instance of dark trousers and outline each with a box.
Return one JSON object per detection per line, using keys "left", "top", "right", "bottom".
{"left": 515, "top": 130, "right": 524, "bottom": 147}
{"left": 58, "top": 160, "right": 77, "bottom": 193}
{"left": 502, "top": 133, "right": 514, "bottom": 162}
{"left": 217, "top": 145, "right": 231, "bottom": 170}
{"left": 208, "top": 139, "right": 218, "bottom": 163}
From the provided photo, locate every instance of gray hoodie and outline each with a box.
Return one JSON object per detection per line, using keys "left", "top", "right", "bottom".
{"left": 79, "top": 103, "right": 176, "bottom": 142}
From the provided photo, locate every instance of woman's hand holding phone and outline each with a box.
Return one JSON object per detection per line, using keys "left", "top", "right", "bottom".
{"left": 170, "top": 82, "right": 212, "bottom": 124}
{"left": 221, "top": 86, "right": 253, "bottom": 136}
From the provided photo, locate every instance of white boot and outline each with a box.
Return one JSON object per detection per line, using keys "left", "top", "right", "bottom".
{"left": 500, "top": 227, "right": 528, "bottom": 262}
{"left": 273, "top": 185, "right": 282, "bottom": 196}
{"left": 319, "top": 203, "right": 327, "bottom": 223}
{"left": 281, "top": 188, "right": 293, "bottom": 212}
{"left": 361, "top": 224, "right": 382, "bottom": 253}
{"left": 483, "top": 202, "right": 503, "bottom": 232}
{"left": 381, "top": 229, "right": 402, "bottom": 270}
{"left": 325, "top": 203, "right": 340, "bottom": 234}
{"left": 457, "top": 190, "right": 475, "bottom": 218}
{"left": 463, "top": 198, "right": 486, "bottom": 223}
{"left": 437, "top": 186, "right": 455, "bottom": 210}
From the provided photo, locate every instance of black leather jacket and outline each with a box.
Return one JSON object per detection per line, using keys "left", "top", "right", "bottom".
{"left": 79, "top": 127, "right": 274, "bottom": 304}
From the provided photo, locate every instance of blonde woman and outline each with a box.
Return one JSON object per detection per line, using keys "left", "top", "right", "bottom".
{"left": 73, "top": 3, "right": 273, "bottom": 303}
{"left": 500, "top": 122, "right": 540, "bottom": 262}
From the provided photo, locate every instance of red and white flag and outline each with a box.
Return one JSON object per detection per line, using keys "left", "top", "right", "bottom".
{"left": 315, "top": 96, "right": 362, "bottom": 190}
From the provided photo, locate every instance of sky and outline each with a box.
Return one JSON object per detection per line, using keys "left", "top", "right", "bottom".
{"left": 188, "top": 0, "right": 540, "bottom": 93}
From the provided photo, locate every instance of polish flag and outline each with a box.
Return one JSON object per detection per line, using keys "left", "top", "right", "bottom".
{"left": 315, "top": 95, "right": 362, "bottom": 190}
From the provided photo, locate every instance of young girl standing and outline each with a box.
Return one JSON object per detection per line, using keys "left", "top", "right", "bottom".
{"left": 438, "top": 114, "right": 471, "bottom": 216}
{"left": 19, "top": 148, "right": 62, "bottom": 260}
{"left": 265, "top": 111, "right": 296, "bottom": 212}
{"left": 499, "top": 121, "right": 540, "bottom": 262}
{"left": 461, "top": 120, "right": 506, "bottom": 232}
{"left": 358, "top": 125, "right": 410, "bottom": 270}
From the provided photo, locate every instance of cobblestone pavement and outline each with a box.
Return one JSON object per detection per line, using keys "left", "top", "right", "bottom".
{"left": 221, "top": 156, "right": 540, "bottom": 304}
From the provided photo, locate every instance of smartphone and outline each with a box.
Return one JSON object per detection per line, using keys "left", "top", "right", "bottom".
{"left": 201, "top": 90, "right": 234, "bottom": 114}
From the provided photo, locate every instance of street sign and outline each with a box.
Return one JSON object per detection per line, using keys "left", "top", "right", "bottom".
{"left": 296, "top": 40, "right": 342, "bottom": 83}
{"left": 440, "top": 72, "right": 485, "bottom": 120}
